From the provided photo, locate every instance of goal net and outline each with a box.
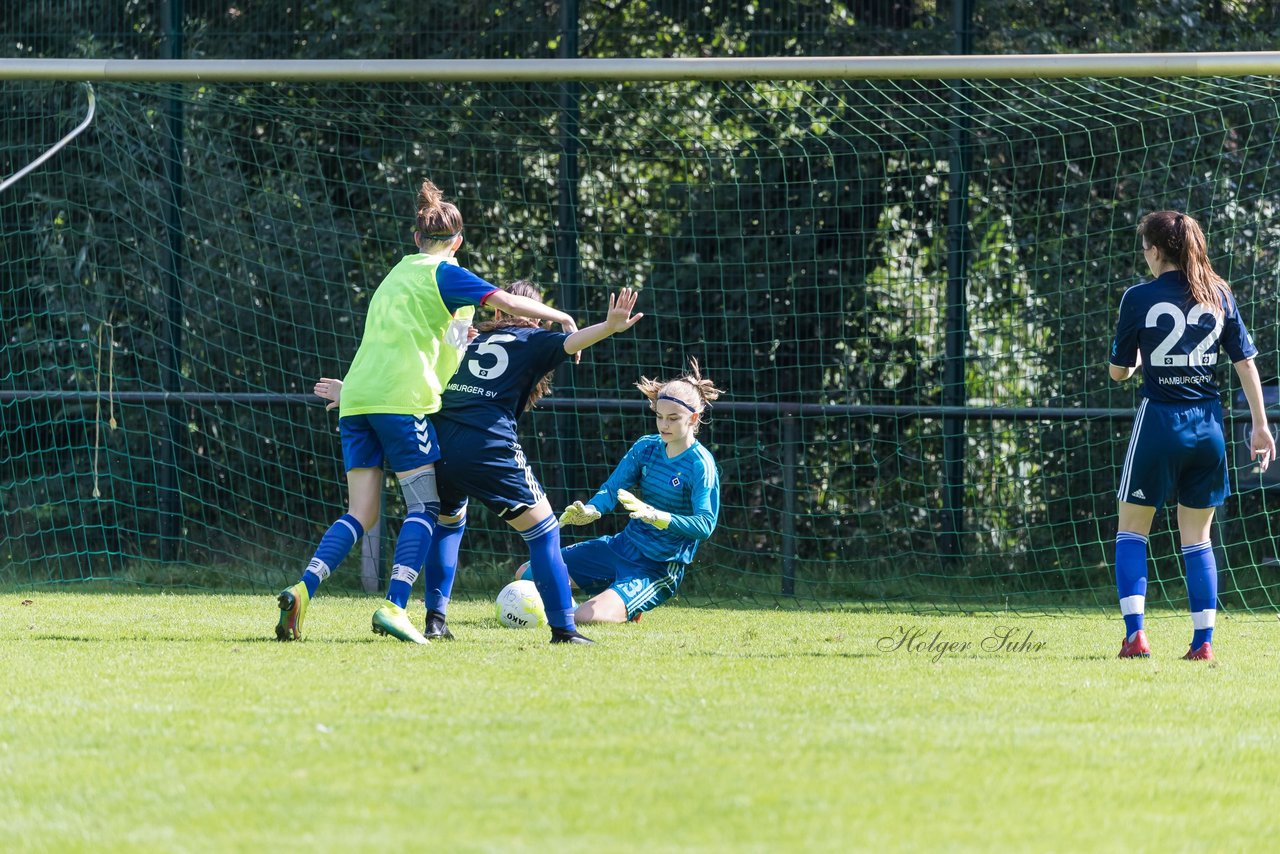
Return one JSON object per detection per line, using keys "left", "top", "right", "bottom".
{"left": 3, "top": 69, "right": 1279, "bottom": 612}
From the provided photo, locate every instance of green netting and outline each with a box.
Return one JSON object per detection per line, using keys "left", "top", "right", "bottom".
{"left": 3, "top": 72, "right": 1280, "bottom": 612}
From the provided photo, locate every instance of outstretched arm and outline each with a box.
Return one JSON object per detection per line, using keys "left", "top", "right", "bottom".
{"left": 617, "top": 472, "right": 718, "bottom": 539}
{"left": 558, "top": 442, "right": 644, "bottom": 526}
{"left": 485, "top": 290, "right": 578, "bottom": 335}
{"left": 564, "top": 288, "right": 644, "bottom": 355}
{"left": 1233, "top": 356, "right": 1275, "bottom": 472}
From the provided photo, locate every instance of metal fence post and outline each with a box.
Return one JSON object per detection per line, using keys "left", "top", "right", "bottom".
{"left": 781, "top": 414, "right": 798, "bottom": 596}
{"left": 158, "top": 0, "right": 187, "bottom": 561}
{"left": 940, "top": 0, "right": 974, "bottom": 561}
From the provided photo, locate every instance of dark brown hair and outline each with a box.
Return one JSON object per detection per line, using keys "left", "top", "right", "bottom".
{"left": 477, "top": 280, "right": 555, "bottom": 410}
{"left": 415, "top": 179, "right": 463, "bottom": 244}
{"left": 1138, "top": 210, "right": 1232, "bottom": 314}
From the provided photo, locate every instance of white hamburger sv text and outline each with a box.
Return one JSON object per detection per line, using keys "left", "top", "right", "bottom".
{"left": 447, "top": 382, "right": 498, "bottom": 398}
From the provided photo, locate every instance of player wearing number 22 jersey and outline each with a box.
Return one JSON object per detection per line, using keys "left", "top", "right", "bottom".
{"left": 1107, "top": 210, "right": 1273, "bottom": 663}
{"left": 1109, "top": 268, "right": 1256, "bottom": 509}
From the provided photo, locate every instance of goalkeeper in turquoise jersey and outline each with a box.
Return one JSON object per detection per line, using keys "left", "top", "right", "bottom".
{"left": 550, "top": 359, "right": 723, "bottom": 623}
{"left": 275, "top": 179, "right": 577, "bottom": 644}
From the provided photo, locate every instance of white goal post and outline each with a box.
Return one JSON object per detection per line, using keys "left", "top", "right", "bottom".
{"left": 0, "top": 81, "right": 95, "bottom": 194}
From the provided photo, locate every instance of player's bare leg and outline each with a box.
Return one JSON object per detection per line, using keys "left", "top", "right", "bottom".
{"left": 576, "top": 589, "right": 629, "bottom": 624}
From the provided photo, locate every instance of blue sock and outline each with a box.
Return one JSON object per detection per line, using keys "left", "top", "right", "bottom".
{"left": 386, "top": 507, "right": 438, "bottom": 609}
{"left": 1115, "top": 531, "right": 1148, "bottom": 639}
{"left": 424, "top": 514, "right": 466, "bottom": 614}
{"left": 301, "top": 514, "right": 364, "bottom": 598}
{"left": 522, "top": 516, "right": 576, "bottom": 631}
{"left": 1183, "top": 540, "right": 1217, "bottom": 650}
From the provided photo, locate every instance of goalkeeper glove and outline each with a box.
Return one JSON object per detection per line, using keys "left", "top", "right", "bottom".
{"left": 558, "top": 500, "right": 602, "bottom": 527}
{"left": 617, "top": 489, "right": 671, "bottom": 530}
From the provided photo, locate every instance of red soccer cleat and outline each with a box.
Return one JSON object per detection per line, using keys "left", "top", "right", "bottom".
{"left": 1118, "top": 630, "right": 1151, "bottom": 658}
{"left": 1183, "top": 642, "right": 1214, "bottom": 661}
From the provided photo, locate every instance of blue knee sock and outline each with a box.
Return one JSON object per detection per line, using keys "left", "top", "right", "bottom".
{"left": 424, "top": 514, "right": 466, "bottom": 614}
{"left": 386, "top": 506, "right": 438, "bottom": 608}
{"left": 1182, "top": 540, "right": 1217, "bottom": 650}
{"left": 1115, "top": 531, "right": 1148, "bottom": 639}
{"left": 302, "top": 514, "right": 364, "bottom": 598}
{"left": 522, "top": 516, "right": 575, "bottom": 631}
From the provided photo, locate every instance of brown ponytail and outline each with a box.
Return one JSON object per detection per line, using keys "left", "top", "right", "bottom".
{"left": 1137, "top": 210, "right": 1232, "bottom": 314}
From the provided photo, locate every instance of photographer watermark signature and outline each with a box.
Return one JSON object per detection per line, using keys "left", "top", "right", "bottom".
{"left": 876, "top": 625, "right": 1047, "bottom": 663}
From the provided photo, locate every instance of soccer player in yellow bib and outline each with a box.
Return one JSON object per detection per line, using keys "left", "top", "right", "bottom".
{"left": 275, "top": 180, "right": 577, "bottom": 643}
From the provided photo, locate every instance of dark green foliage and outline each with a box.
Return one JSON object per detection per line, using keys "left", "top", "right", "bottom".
{"left": 4, "top": 2, "right": 1280, "bottom": 610}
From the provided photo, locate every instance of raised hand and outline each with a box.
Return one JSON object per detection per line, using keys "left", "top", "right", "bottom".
{"left": 605, "top": 288, "right": 645, "bottom": 334}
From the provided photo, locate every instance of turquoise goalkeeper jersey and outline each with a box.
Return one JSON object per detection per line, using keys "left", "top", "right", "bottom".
{"left": 586, "top": 434, "right": 719, "bottom": 565}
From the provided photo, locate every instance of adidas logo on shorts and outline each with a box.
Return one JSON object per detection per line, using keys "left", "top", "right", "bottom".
{"left": 1131, "top": 489, "right": 1146, "bottom": 499}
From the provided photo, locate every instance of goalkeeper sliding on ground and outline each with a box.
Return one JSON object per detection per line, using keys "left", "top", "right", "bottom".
{"left": 523, "top": 358, "right": 722, "bottom": 623}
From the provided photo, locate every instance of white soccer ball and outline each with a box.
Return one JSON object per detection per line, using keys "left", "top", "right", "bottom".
{"left": 495, "top": 579, "right": 547, "bottom": 629}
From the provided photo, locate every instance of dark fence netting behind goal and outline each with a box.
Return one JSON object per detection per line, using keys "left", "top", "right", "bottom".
{"left": 4, "top": 73, "right": 1280, "bottom": 614}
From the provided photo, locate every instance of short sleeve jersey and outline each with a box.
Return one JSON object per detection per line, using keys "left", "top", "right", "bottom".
{"left": 340, "top": 255, "right": 496, "bottom": 417}
{"left": 585, "top": 435, "right": 720, "bottom": 565}
{"left": 1109, "top": 270, "right": 1256, "bottom": 403}
{"left": 434, "top": 325, "right": 572, "bottom": 442}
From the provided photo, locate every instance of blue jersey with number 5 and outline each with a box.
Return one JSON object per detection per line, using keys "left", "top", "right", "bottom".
{"left": 435, "top": 326, "right": 571, "bottom": 441}
{"left": 1109, "top": 270, "right": 1256, "bottom": 403}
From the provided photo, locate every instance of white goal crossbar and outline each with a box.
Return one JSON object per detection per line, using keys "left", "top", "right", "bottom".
{"left": 2, "top": 52, "right": 1280, "bottom": 82}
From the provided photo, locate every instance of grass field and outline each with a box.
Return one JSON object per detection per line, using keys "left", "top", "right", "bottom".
{"left": 3, "top": 590, "right": 1279, "bottom": 852}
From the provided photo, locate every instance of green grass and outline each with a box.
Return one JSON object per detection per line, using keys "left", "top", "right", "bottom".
{"left": 2, "top": 591, "right": 1279, "bottom": 852}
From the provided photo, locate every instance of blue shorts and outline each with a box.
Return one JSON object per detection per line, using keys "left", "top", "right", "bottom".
{"left": 562, "top": 532, "right": 687, "bottom": 619}
{"left": 1117, "top": 398, "right": 1228, "bottom": 510}
{"left": 434, "top": 420, "right": 545, "bottom": 520}
{"left": 339, "top": 413, "right": 441, "bottom": 473}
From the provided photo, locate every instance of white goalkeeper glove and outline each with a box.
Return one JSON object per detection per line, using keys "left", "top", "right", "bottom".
{"left": 617, "top": 489, "right": 671, "bottom": 530}
{"left": 558, "top": 500, "right": 602, "bottom": 527}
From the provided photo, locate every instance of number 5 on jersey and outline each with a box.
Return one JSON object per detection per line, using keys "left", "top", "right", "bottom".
{"left": 468, "top": 333, "right": 516, "bottom": 380}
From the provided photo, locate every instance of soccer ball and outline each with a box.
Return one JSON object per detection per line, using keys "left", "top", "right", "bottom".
{"left": 495, "top": 579, "right": 546, "bottom": 629}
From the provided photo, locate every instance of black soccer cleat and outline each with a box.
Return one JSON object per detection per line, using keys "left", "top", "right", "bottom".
{"left": 423, "top": 609, "right": 455, "bottom": 641}
{"left": 550, "top": 627, "right": 595, "bottom": 645}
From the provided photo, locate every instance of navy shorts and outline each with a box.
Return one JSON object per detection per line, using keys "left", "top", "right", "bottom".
{"left": 1117, "top": 398, "right": 1228, "bottom": 509}
{"left": 434, "top": 420, "right": 546, "bottom": 520}
{"left": 339, "top": 413, "right": 441, "bottom": 473}
{"left": 563, "top": 532, "right": 687, "bottom": 620}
